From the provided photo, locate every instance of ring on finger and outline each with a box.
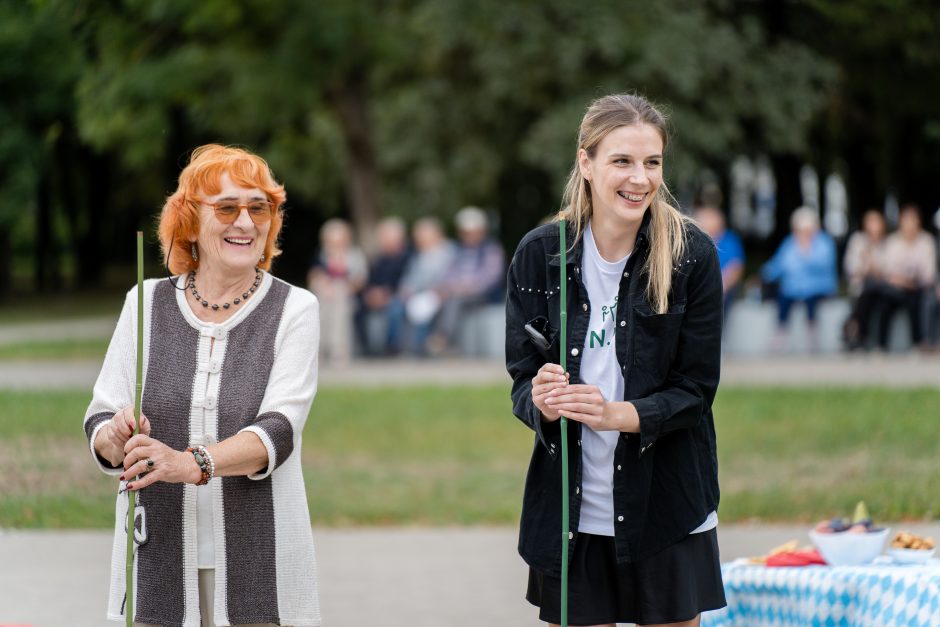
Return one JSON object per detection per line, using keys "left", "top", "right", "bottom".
{"left": 146, "top": 458, "right": 154, "bottom": 469}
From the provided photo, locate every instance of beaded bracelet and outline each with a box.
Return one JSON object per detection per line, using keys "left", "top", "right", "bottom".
{"left": 186, "top": 445, "right": 216, "bottom": 485}
{"left": 199, "top": 445, "right": 216, "bottom": 481}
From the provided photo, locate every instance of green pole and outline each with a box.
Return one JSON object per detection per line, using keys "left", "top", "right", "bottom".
{"left": 126, "top": 231, "right": 144, "bottom": 626}
{"left": 558, "top": 219, "right": 569, "bottom": 627}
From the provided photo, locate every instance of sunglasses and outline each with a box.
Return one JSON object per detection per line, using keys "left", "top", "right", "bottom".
{"left": 206, "top": 200, "right": 274, "bottom": 225}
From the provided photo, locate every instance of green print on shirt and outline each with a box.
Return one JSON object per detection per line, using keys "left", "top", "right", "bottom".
{"left": 589, "top": 297, "right": 618, "bottom": 349}
{"left": 602, "top": 296, "right": 618, "bottom": 322}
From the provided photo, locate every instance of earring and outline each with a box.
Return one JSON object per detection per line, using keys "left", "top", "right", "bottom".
{"left": 259, "top": 252, "right": 265, "bottom": 263}
{"left": 191, "top": 244, "right": 198, "bottom": 262}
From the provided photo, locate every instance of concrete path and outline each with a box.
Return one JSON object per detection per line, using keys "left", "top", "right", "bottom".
{"left": 1, "top": 314, "right": 938, "bottom": 389}
{"left": 1, "top": 353, "right": 938, "bottom": 391}
{"left": 4, "top": 524, "right": 940, "bottom": 627}
{"left": 0, "top": 316, "right": 116, "bottom": 346}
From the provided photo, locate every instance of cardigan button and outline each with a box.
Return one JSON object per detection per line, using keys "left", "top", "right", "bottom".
{"left": 211, "top": 328, "right": 227, "bottom": 340}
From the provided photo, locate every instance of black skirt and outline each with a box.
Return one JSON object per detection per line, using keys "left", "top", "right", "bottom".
{"left": 526, "top": 529, "right": 726, "bottom": 625}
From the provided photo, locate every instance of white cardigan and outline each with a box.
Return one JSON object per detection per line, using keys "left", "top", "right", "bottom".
{"left": 83, "top": 273, "right": 321, "bottom": 627}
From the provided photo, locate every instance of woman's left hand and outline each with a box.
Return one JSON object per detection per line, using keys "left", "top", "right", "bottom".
{"left": 121, "top": 434, "right": 200, "bottom": 490}
{"left": 545, "top": 384, "right": 633, "bottom": 432}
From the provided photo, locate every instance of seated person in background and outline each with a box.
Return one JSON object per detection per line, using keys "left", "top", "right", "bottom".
{"left": 761, "top": 206, "right": 838, "bottom": 352}
{"left": 354, "top": 217, "right": 411, "bottom": 356}
{"left": 387, "top": 217, "right": 456, "bottom": 355}
{"left": 307, "top": 218, "right": 368, "bottom": 364}
{"left": 924, "top": 279, "right": 940, "bottom": 353}
{"left": 427, "top": 206, "right": 505, "bottom": 356}
{"left": 873, "top": 204, "right": 936, "bottom": 350}
{"left": 841, "top": 209, "right": 889, "bottom": 350}
{"left": 695, "top": 204, "right": 745, "bottom": 318}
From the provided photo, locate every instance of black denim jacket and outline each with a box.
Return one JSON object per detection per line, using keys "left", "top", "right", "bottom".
{"left": 505, "top": 211, "right": 723, "bottom": 575}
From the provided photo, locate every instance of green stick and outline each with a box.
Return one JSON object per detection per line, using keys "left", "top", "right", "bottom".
{"left": 126, "top": 231, "right": 144, "bottom": 626}
{"left": 558, "top": 219, "right": 569, "bottom": 627}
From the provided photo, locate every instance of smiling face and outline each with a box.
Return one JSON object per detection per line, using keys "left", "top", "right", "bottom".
{"left": 195, "top": 172, "right": 271, "bottom": 276}
{"left": 579, "top": 123, "right": 664, "bottom": 230}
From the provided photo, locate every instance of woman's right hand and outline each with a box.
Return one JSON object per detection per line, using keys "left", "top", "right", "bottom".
{"left": 531, "top": 363, "right": 569, "bottom": 423}
{"left": 99, "top": 406, "right": 151, "bottom": 467}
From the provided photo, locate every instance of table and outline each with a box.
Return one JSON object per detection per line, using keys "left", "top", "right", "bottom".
{"left": 701, "top": 561, "right": 940, "bottom": 626}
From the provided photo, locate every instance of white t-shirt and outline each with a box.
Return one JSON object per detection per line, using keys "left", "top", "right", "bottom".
{"left": 577, "top": 222, "right": 717, "bottom": 537}
{"left": 577, "top": 222, "right": 629, "bottom": 536}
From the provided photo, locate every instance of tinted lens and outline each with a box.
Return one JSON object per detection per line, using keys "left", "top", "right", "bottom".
{"left": 247, "top": 202, "right": 272, "bottom": 223}
{"left": 214, "top": 203, "right": 240, "bottom": 223}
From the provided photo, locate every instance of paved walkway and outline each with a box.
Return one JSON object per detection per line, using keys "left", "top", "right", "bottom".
{"left": 1, "top": 314, "right": 937, "bottom": 390}
{"left": 0, "top": 315, "right": 116, "bottom": 346}
{"left": 0, "top": 528, "right": 531, "bottom": 627}
{"left": 1, "top": 353, "right": 938, "bottom": 391}
{"left": 4, "top": 524, "right": 940, "bottom": 627}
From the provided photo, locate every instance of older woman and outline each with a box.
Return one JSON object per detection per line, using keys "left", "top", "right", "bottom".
{"left": 761, "top": 206, "right": 838, "bottom": 352}
{"left": 83, "top": 145, "right": 321, "bottom": 626}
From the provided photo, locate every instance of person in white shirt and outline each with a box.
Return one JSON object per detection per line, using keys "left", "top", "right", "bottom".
{"left": 84, "top": 145, "right": 321, "bottom": 627}
{"left": 872, "top": 204, "right": 936, "bottom": 349}
{"left": 506, "top": 94, "right": 725, "bottom": 627}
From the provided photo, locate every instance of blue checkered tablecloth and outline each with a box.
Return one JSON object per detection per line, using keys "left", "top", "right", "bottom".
{"left": 701, "top": 561, "right": 940, "bottom": 626}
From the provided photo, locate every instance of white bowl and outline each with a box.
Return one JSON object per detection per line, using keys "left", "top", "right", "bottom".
{"left": 809, "top": 528, "right": 890, "bottom": 566}
{"left": 889, "top": 547, "right": 936, "bottom": 564}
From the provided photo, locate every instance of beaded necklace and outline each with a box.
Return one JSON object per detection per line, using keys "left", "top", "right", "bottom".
{"left": 187, "top": 267, "right": 263, "bottom": 311}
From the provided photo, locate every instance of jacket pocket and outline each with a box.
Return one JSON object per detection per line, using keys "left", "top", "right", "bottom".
{"left": 632, "top": 303, "right": 685, "bottom": 377}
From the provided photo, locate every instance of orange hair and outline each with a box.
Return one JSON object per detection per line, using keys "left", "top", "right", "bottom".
{"left": 158, "top": 144, "right": 287, "bottom": 275}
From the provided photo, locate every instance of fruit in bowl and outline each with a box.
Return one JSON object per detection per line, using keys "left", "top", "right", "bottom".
{"left": 809, "top": 501, "right": 890, "bottom": 566}
{"left": 813, "top": 502, "right": 885, "bottom": 534}
{"left": 810, "top": 528, "right": 890, "bottom": 566}
{"left": 889, "top": 531, "right": 936, "bottom": 563}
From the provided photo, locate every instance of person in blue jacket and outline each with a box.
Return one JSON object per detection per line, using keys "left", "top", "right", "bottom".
{"left": 761, "top": 206, "right": 838, "bottom": 351}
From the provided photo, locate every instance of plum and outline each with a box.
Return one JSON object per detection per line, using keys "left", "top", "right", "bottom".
{"left": 829, "top": 517, "right": 850, "bottom": 532}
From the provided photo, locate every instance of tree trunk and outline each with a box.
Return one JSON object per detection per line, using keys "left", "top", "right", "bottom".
{"left": 36, "top": 175, "right": 54, "bottom": 292}
{"left": 330, "top": 75, "right": 382, "bottom": 252}
{"left": 75, "top": 146, "right": 108, "bottom": 287}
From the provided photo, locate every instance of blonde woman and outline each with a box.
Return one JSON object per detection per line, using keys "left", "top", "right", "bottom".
{"left": 505, "top": 94, "right": 725, "bottom": 627}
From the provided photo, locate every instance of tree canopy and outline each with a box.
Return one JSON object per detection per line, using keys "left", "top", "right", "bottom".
{"left": 2, "top": 0, "right": 938, "bottom": 293}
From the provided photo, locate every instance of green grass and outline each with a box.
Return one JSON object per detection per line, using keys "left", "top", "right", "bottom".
{"left": 1, "top": 386, "right": 938, "bottom": 528}
{"left": 0, "top": 338, "right": 110, "bottom": 360}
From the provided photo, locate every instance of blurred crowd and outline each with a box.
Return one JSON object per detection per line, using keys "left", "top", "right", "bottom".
{"left": 697, "top": 202, "right": 940, "bottom": 355}
{"left": 307, "top": 207, "right": 504, "bottom": 363}
{"left": 306, "top": 201, "right": 939, "bottom": 362}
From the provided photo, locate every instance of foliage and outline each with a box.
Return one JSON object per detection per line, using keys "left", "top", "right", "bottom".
{"left": 2, "top": 1, "right": 939, "bottom": 290}
{"left": 0, "top": 1, "right": 80, "bottom": 224}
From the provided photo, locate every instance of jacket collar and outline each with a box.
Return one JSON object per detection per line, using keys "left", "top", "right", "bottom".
{"left": 549, "top": 209, "right": 653, "bottom": 267}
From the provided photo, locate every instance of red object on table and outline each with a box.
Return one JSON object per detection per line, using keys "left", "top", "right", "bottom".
{"left": 766, "top": 549, "right": 827, "bottom": 567}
